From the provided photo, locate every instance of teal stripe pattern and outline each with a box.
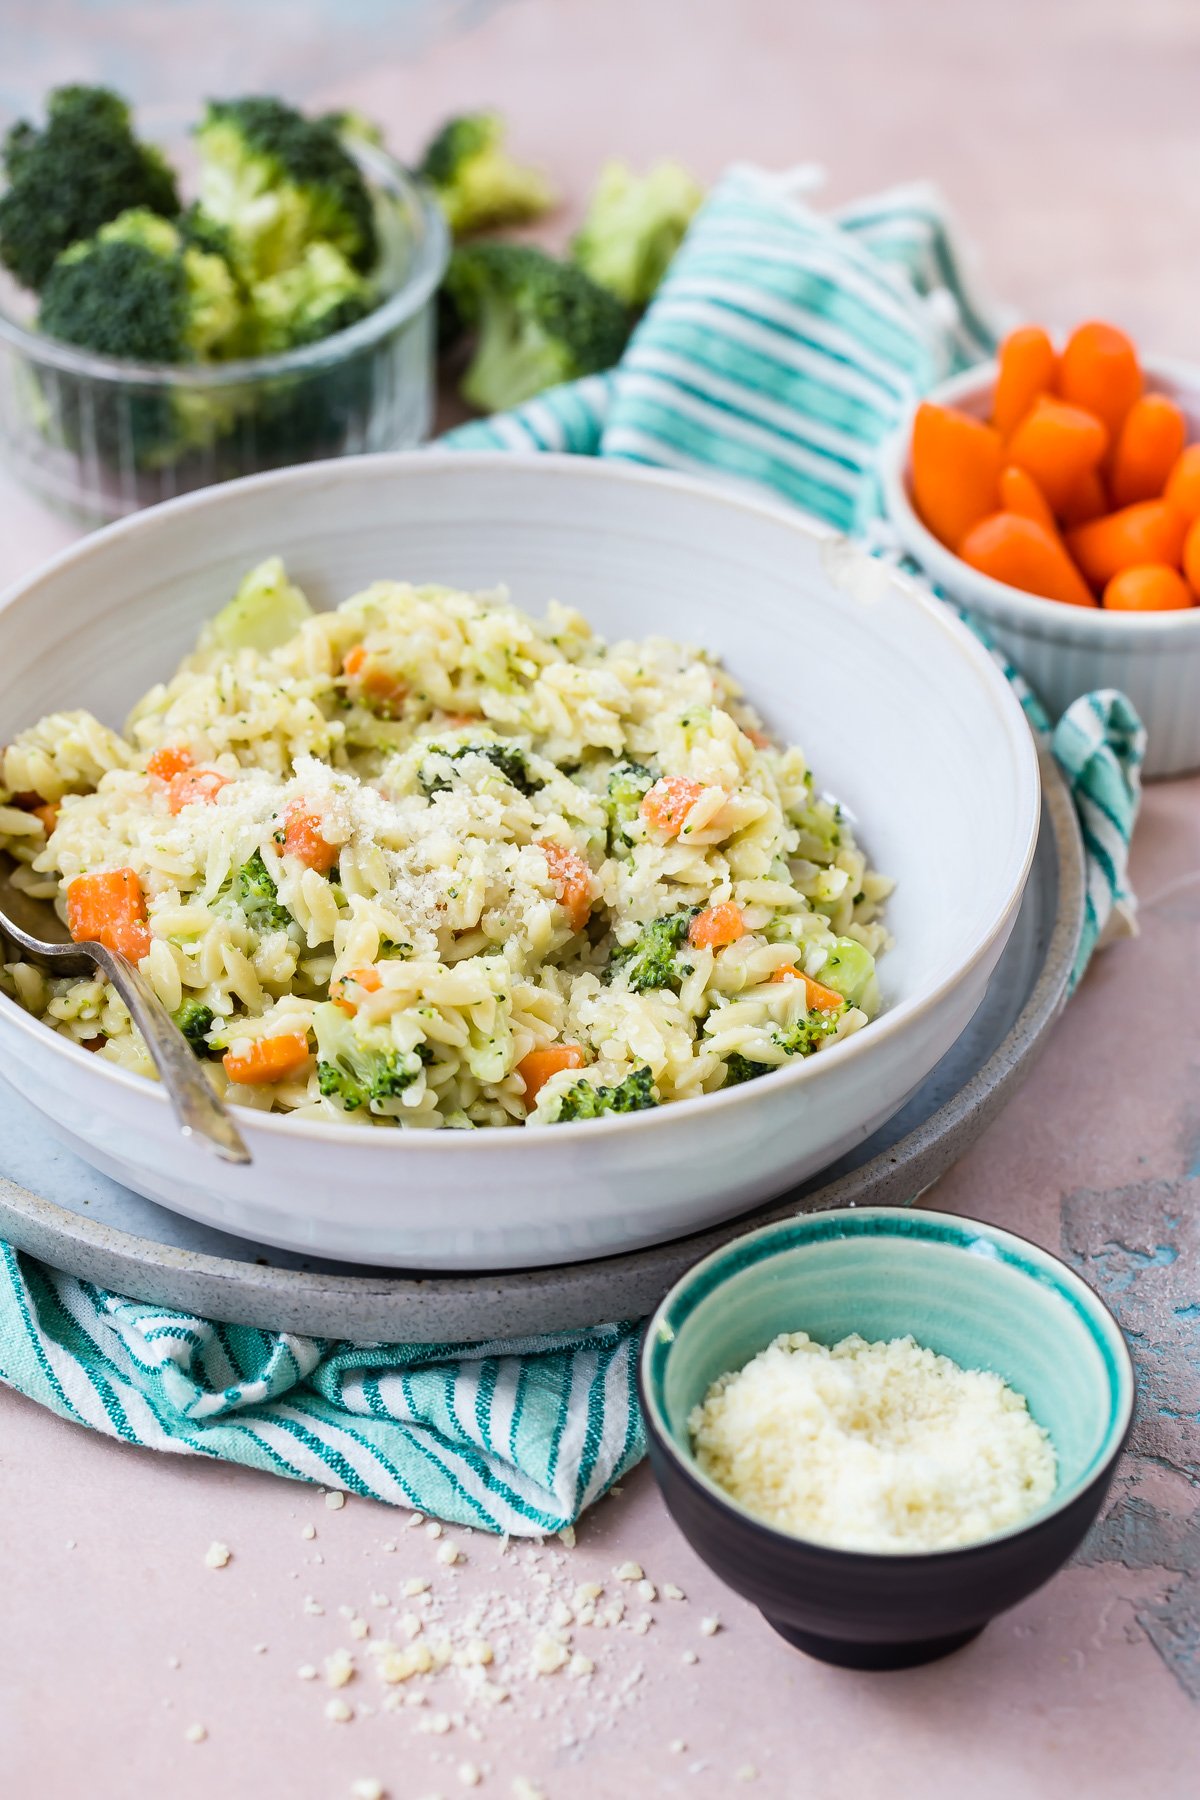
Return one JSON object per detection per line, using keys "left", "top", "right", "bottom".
{"left": 0, "top": 171, "right": 1142, "bottom": 1526}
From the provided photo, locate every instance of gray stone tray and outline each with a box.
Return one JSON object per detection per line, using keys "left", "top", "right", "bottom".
{"left": 0, "top": 757, "right": 1083, "bottom": 1342}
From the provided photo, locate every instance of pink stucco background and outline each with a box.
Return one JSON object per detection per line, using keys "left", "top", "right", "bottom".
{"left": 1, "top": 3, "right": 1198, "bottom": 1795}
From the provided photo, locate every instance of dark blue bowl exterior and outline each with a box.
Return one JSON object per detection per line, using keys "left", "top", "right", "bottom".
{"left": 639, "top": 1365, "right": 1132, "bottom": 1670}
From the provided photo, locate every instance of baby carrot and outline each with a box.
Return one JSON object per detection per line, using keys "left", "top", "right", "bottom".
{"left": 537, "top": 839, "right": 593, "bottom": 932}
{"left": 910, "top": 402, "right": 1003, "bottom": 549}
{"left": 688, "top": 903, "right": 746, "bottom": 950}
{"left": 991, "top": 326, "right": 1057, "bottom": 438}
{"left": 1109, "top": 394, "right": 1187, "bottom": 508}
{"left": 1058, "top": 468, "right": 1108, "bottom": 528}
{"left": 1185, "top": 518, "right": 1200, "bottom": 597}
{"left": 1102, "top": 565, "right": 1193, "bottom": 612}
{"left": 999, "top": 465, "right": 1056, "bottom": 533}
{"left": 959, "top": 513, "right": 1095, "bottom": 607}
{"left": 640, "top": 775, "right": 706, "bottom": 837}
{"left": 518, "top": 1042, "right": 586, "bottom": 1107}
{"left": 282, "top": 802, "right": 339, "bottom": 873}
{"left": 1058, "top": 321, "right": 1143, "bottom": 441}
{"left": 66, "top": 868, "right": 151, "bottom": 962}
{"left": 223, "top": 1033, "right": 311, "bottom": 1086}
{"left": 1067, "top": 501, "right": 1188, "bottom": 589}
{"left": 771, "top": 965, "right": 845, "bottom": 1011}
{"left": 1007, "top": 397, "right": 1108, "bottom": 514}
{"left": 1164, "top": 445, "right": 1200, "bottom": 523}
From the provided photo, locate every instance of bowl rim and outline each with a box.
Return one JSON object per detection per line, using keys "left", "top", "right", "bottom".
{"left": 639, "top": 1202, "right": 1136, "bottom": 1562}
{"left": 879, "top": 352, "right": 1200, "bottom": 638}
{"left": 0, "top": 449, "right": 1040, "bottom": 1153}
{"left": 0, "top": 139, "right": 449, "bottom": 387}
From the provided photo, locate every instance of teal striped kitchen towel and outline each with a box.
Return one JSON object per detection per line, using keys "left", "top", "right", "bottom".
{"left": 0, "top": 169, "right": 1142, "bottom": 1530}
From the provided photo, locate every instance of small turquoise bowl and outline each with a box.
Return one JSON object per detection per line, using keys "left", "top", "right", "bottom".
{"left": 639, "top": 1206, "right": 1135, "bottom": 1670}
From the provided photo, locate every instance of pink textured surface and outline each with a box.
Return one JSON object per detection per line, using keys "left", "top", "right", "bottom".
{"left": 2, "top": 3, "right": 1199, "bottom": 1794}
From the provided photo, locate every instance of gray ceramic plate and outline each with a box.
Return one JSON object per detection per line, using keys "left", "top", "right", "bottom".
{"left": 0, "top": 756, "right": 1083, "bottom": 1342}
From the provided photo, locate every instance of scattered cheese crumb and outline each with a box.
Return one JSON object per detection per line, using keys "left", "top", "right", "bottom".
{"left": 557, "top": 1525, "right": 576, "bottom": 1548}
{"left": 454, "top": 1639, "right": 494, "bottom": 1668}
{"left": 663, "top": 1582, "right": 685, "bottom": 1601}
{"left": 530, "top": 1634, "right": 570, "bottom": 1675}
{"left": 681, "top": 1650, "right": 699, "bottom": 1665}
{"left": 65, "top": 1539, "right": 76, "bottom": 1551}
{"left": 700, "top": 1616, "right": 721, "bottom": 1637}
{"left": 349, "top": 1617, "right": 370, "bottom": 1640}
{"left": 403, "top": 1577, "right": 431, "bottom": 1597}
{"left": 512, "top": 1781, "right": 546, "bottom": 1800}
{"left": 350, "top": 1782, "right": 385, "bottom": 1800}
{"left": 670, "top": 1739, "right": 687, "bottom": 1755}
{"left": 252, "top": 1643, "right": 268, "bottom": 1656}
{"left": 165, "top": 1655, "right": 181, "bottom": 1671}
{"left": 303, "top": 1596, "right": 325, "bottom": 1616}
{"left": 426, "top": 1521, "right": 444, "bottom": 1539}
{"left": 184, "top": 1723, "right": 207, "bottom": 1744}
{"left": 407, "top": 1512, "right": 425, "bottom": 1528}
{"left": 458, "top": 1766, "right": 482, "bottom": 1789}
{"left": 614, "top": 1561, "right": 643, "bottom": 1582}
{"left": 325, "top": 1649, "right": 356, "bottom": 1688}
{"left": 636, "top": 1579, "right": 656, "bottom": 1603}
{"left": 382, "top": 1539, "right": 397, "bottom": 1553}
{"left": 204, "top": 1542, "right": 231, "bottom": 1570}
{"left": 567, "top": 1652, "right": 594, "bottom": 1679}
{"left": 378, "top": 1642, "right": 434, "bottom": 1684}
{"left": 424, "top": 1711, "right": 452, "bottom": 1735}
{"left": 437, "top": 1542, "right": 461, "bottom": 1567}
{"left": 301, "top": 1524, "right": 317, "bottom": 1541}
{"left": 326, "top": 1491, "right": 346, "bottom": 1511}
{"left": 326, "top": 1698, "right": 354, "bottom": 1723}
{"left": 737, "top": 1767, "right": 758, "bottom": 1783}
{"left": 370, "top": 1592, "right": 390, "bottom": 1608}
{"left": 298, "top": 1664, "right": 318, "bottom": 1681}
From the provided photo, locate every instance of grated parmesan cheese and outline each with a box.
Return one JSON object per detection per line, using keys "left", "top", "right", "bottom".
{"left": 690, "top": 1331, "right": 1057, "bottom": 1552}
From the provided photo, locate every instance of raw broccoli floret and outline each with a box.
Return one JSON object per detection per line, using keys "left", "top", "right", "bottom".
{"left": 605, "top": 909, "right": 698, "bottom": 994}
{"left": 418, "top": 111, "right": 553, "bottom": 237}
{"left": 234, "top": 850, "right": 292, "bottom": 932}
{"left": 571, "top": 160, "right": 703, "bottom": 308}
{"left": 173, "top": 998, "right": 215, "bottom": 1055}
{"left": 445, "top": 243, "right": 631, "bottom": 414}
{"left": 0, "top": 84, "right": 179, "bottom": 291}
{"left": 194, "top": 96, "right": 377, "bottom": 281}
{"left": 247, "top": 240, "right": 375, "bottom": 354}
{"left": 201, "top": 556, "right": 314, "bottom": 656}
{"left": 37, "top": 209, "right": 243, "bottom": 363}
{"left": 314, "top": 1001, "right": 429, "bottom": 1113}
{"left": 549, "top": 1064, "right": 658, "bottom": 1122}
{"left": 420, "top": 742, "right": 544, "bottom": 799}
{"left": 605, "top": 760, "right": 655, "bottom": 848}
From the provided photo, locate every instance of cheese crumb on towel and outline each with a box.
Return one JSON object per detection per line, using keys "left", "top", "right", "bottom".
{"left": 689, "top": 1331, "right": 1056, "bottom": 1551}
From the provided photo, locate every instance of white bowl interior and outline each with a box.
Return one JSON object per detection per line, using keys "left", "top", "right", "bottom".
{"left": 0, "top": 455, "right": 1037, "bottom": 1032}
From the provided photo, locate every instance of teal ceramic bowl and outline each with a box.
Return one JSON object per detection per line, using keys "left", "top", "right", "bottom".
{"left": 640, "top": 1206, "right": 1135, "bottom": 1670}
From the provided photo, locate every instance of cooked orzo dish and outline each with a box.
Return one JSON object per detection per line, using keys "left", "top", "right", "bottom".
{"left": 0, "top": 562, "right": 892, "bottom": 1128}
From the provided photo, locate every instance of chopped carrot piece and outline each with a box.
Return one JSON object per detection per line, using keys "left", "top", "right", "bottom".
{"left": 688, "top": 903, "right": 746, "bottom": 950}
{"left": 166, "top": 768, "right": 231, "bottom": 814}
{"left": 1109, "top": 394, "right": 1187, "bottom": 508}
{"left": 1164, "top": 445, "right": 1200, "bottom": 524}
{"left": 1058, "top": 321, "right": 1143, "bottom": 441}
{"left": 772, "top": 965, "right": 845, "bottom": 1011}
{"left": 910, "top": 402, "right": 1003, "bottom": 549}
{"left": 1058, "top": 468, "right": 1108, "bottom": 528}
{"left": 442, "top": 713, "right": 478, "bottom": 728}
{"left": 33, "top": 801, "right": 59, "bottom": 835}
{"left": 343, "top": 642, "right": 407, "bottom": 715}
{"left": 1067, "top": 501, "right": 1188, "bottom": 589}
{"left": 744, "top": 726, "right": 772, "bottom": 750}
{"left": 282, "top": 802, "right": 339, "bottom": 873}
{"left": 999, "top": 465, "right": 1056, "bottom": 533}
{"left": 146, "top": 745, "right": 194, "bottom": 783}
{"left": 222, "top": 1033, "right": 311, "bottom": 1086}
{"left": 537, "top": 839, "right": 593, "bottom": 932}
{"left": 992, "top": 326, "right": 1057, "bottom": 438}
{"left": 959, "top": 513, "right": 1096, "bottom": 607}
{"left": 330, "top": 965, "right": 384, "bottom": 1014}
{"left": 640, "top": 775, "right": 706, "bottom": 837}
{"left": 1007, "top": 397, "right": 1108, "bottom": 514}
{"left": 342, "top": 644, "right": 368, "bottom": 677}
{"left": 66, "top": 868, "right": 151, "bottom": 962}
{"left": 1184, "top": 518, "right": 1200, "bottom": 598}
{"left": 1103, "top": 565, "right": 1193, "bottom": 612}
{"left": 518, "top": 1042, "right": 586, "bottom": 1108}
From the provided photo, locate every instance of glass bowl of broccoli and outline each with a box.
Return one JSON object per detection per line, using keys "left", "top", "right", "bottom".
{"left": 0, "top": 90, "right": 449, "bottom": 525}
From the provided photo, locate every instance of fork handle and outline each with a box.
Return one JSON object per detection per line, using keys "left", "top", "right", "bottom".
{"left": 89, "top": 945, "right": 252, "bottom": 1166}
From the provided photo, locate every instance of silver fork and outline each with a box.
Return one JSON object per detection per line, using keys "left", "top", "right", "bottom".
{"left": 0, "top": 863, "right": 251, "bottom": 1165}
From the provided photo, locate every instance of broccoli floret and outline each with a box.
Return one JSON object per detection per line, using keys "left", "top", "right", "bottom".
{"left": 420, "top": 742, "right": 544, "bottom": 799}
{"left": 605, "top": 760, "right": 655, "bottom": 849}
{"left": 418, "top": 111, "right": 553, "bottom": 238}
{"left": 173, "top": 998, "right": 216, "bottom": 1055}
{"left": 318, "top": 108, "right": 385, "bottom": 148}
{"left": 200, "top": 556, "right": 314, "bottom": 656}
{"left": 194, "top": 96, "right": 377, "bottom": 281}
{"left": 445, "top": 243, "right": 631, "bottom": 414}
{"left": 605, "top": 909, "right": 698, "bottom": 994}
{"left": 234, "top": 850, "right": 292, "bottom": 932}
{"left": 723, "top": 1052, "right": 769, "bottom": 1087}
{"left": 775, "top": 1006, "right": 845, "bottom": 1058}
{"left": 815, "top": 938, "right": 876, "bottom": 1008}
{"left": 549, "top": 1064, "right": 658, "bottom": 1122}
{"left": 247, "top": 240, "right": 375, "bottom": 354}
{"left": 571, "top": 160, "right": 703, "bottom": 309}
{"left": 314, "top": 1001, "right": 429, "bottom": 1114}
{"left": 38, "top": 209, "right": 243, "bottom": 363}
{"left": 0, "top": 84, "right": 179, "bottom": 291}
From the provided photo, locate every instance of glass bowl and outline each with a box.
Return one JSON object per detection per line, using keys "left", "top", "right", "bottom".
{"left": 0, "top": 139, "right": 448, "bottom": 525}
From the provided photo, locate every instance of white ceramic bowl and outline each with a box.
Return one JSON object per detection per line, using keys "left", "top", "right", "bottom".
{"left": 0, "top": 455, "right": 1039, "bottom": 1269}
{"left": 879, "top": 356, "right": 1200, "bottom": 778}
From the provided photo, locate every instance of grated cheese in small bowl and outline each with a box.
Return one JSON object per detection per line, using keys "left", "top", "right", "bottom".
{"left": 689, "top": 1331, "right": 1057, "bottom": 1553}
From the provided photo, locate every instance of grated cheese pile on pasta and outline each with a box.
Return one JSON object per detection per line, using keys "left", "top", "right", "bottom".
{"left": 0, "top": 561, "right": 892, "bottom": 1128}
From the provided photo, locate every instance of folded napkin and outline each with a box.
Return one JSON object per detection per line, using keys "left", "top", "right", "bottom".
{"left": 0, "top": 171, "right": 1144, "bottom": 1530}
